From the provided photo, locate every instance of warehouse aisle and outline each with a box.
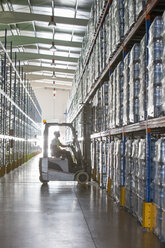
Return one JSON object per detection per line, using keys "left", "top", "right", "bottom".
{"left": 0, "top": 156, "right": 163, "bottom": 248}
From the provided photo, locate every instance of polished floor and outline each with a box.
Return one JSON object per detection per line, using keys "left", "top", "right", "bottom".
{"left": 0, "top": 155, "right": 163, "bottom": 248}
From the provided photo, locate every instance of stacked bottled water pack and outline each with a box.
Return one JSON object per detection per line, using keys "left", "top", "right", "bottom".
{"left": 148, "top": 16, "right": 164, "bottom": 118}
{"left": 109, "top": 71, "right": 117, "bottom": 129}
{"left": 139, "top": 35, "right": 147, "bottom": 121}
{"left": 91, "top": 94, "right": 97, "bottom": 133}
{"left": 111, "top": 139, "right": 124, "bottom": 203}
{"left": 111, "top": 0, "right": 125, "bottom": 51}
{"left": 96, "top": 88, "right": 102, "bottom": 132}
{"left": 125, "top": 139, "right": 145, "bottom": 223}
{"left": 152, "top": 138, "right": 165, "bottom": 241}
{"left": 136, "top": 139, "right": 146, "bottom": 223}
{"left": 99, "top": 24, "right": 107, "bottom": 74}
{"left": 129, "top": 44, "right": 141, "bottom": 123}
{"left": 123, "top": 53, "right": 131, "bottom": 125}
{"left": 107, "top": 141, "right": 115, "bottom": 197}
{"left": 116, "top": 62, "right": 124, "bottom": 127}
{"left": 131, "top": 140, "right": 140, "bottom": 219}
{"left": 107, "top": 139, "right": 124, "bottom": 203}
{"left": 125, "top": 140, "right": 134, "bottom": 212}
{"left": 112, "top": 69, "right": 117, "bottom": 128}
{"left": 91, "top": 81, "right": 109, "bottom": 133}
{"left": 100, "top": 139, "right": 109, "bottom": 189}
{"left": 124, "top": 0, "right": 136, "bottom": 36}
{"left": 135, "top": 0, "right": 148, "bottom": 20}
{"left": 109, "top": 73, "right": 114, "bottom": 129}
{"left": 162, "top": 12, "right": 165, "bottom": 112}
{"left": 95, "top": 139, "right": 101, "bottom": 183}
{"left": 102, "top": 82, "right": 109, "bottom": 130}
{"left": 91, "top": 140, "right": 96, "bottom": 178}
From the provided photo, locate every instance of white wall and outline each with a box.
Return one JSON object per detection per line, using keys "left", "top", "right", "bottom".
{"left": 31, "top": 82, "right": 70, "bottom": 123}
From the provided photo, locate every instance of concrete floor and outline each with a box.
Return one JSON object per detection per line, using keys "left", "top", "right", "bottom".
{"left": 0, "top": 155, "right": 163, "bottom": 248}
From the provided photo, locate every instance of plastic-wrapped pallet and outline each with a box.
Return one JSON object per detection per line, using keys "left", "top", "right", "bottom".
{"left": 135, "top": 0, "right": 147, "bottom": 20}
{"left": 139, "top": 35, "right": 147, "bottom": 121}
{"left": 100, "top": 140, "right": 109, "bottom": 189}
{"left": 105, "top": 12, "right": 110, "bottom": 64}
{"left": 108, "top": 141, "right": 115, "bottom": 197}
{"left": 161, "top": 11, "right": 165, "bottom": 112}
{"left": 109, "top": 74, "right": 114, "bottom": 129}
{"left": 102, "top": 82, "right": 109, "bottom": 131}
{"left": 148, "top": 16, "right": 164, "bottom": 118}
{"left": 95, "top": 39, "right": 100, "bottom": 78}
{"left": 95, "top": 139, "right": 100, "bottom": 183}
{"left": 131, "top": 139, "right": 140, "bottom": 218}
{"left": 92, "top": 93, "right": 97, "bottom": 132}
{"left": 136, "top": 139, "right": 146, "bottom": 223}
{"left": 111, "top": 0, "right": 124, "bottom": 53}
{"left": 102, "top": 22, "right": 107, "bottom": 70}
{"left": 124, "top": 0, "right": 136, "bottom": 36}
{"left": 112, "top": 69, "right": 117, "bottom": 128}
{"left": 87, "top": 53, "right": 95, "bottom": 94}
{"left": 109, "top": 7, "right": 113, "bottom": 58}
{"left": 96, "top": 88, "right": 102, "bottom": 132}
{"left": 125, "top": 140, "right": 133, "bottom": 212}
{"left": 100, "top": 140, "right": 105, "bottom": 188}
{"left": 88, "top": 5, "right": 95, "bottom": 45}
{"left": 99, "top": 27, "right": 104, "bottom": 73}
{"left": 123, "top": 52, "right": 131, "bottom": 125}
{"left": 116, "top": 61, "right": 124, "bottom": 127}
{"left": 152, "top": 138, "right": 165, "bottom": 241}
{"left": 113, "top": 139, "right": 124, "bottom": 203}
{"left": 129, "top": 43, "right": 141, "bottom": 123}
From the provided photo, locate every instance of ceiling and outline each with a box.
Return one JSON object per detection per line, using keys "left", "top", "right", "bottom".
{"left": 0, "top": 0, "right": 94, "bottom": 89}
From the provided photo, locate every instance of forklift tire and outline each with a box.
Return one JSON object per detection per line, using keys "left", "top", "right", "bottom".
{"left": 76, "top": 172, "right": 89, "bottom": 184}
{"left": 39, "top": 176, "right": 49, "bottom": 184}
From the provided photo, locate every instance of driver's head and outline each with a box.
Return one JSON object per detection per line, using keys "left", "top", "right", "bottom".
{"left": 54, "top": 131, "right": 60, "bottom": 138}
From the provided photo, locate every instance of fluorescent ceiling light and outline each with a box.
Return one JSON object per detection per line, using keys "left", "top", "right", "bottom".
{"left": 52, "top": 71, "right": 56, "bottom": 79}
{"left": 48, "top": 0, "right": 56, "bottom": 27}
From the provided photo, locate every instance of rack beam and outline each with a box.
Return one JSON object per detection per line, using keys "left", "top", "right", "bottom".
{"left": 90, "top": 116, "right": 165, "bottom": 139}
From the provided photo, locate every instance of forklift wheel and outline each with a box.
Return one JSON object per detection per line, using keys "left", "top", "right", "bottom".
{"left": 76, "top": 172, "right": 89, "bottom": 184}
{"left": 39, "top": 176, "right": 49, "bottom": 184}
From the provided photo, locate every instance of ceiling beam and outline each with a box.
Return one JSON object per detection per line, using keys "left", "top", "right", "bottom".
{"left": 0, "top": 11, "right": 88, "bottom": 27}
{"left": 13, "top": 52, "right": 78, "bottom": 63}
{"left": 0, "top": 36, "right": 82, "bottom": 48}
{"left": 23, "top": 65, "right": 75, "bottom": 74}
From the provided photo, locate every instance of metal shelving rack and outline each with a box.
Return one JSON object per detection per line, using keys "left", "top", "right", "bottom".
{"left": 0, "top": 32, "right": 42, "bottom": 176}
{"left": 66, "top": 0, "right": 165, "bottom": 241}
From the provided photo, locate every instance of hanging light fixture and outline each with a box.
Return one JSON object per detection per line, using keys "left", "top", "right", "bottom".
{"left": 50, "top": 40, "right": 56, "bottom": 52}
{"left": 53, "top": 87, "right": 56, "bottom": 97}
{"left": 51, "top": 57, "right": 56, "bottom": 66}
{"left": 48, "top": 0, "right": 56, "bottom": 26}
{"left": 52, "top": 71, "right": 56, "bottom": 79}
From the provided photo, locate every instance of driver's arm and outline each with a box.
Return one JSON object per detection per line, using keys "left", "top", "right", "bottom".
{"left": 58, "top": 139, "right": 70, "bottom": 148}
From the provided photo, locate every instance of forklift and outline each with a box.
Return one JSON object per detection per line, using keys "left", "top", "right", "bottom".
{"left": 39, "top": 121, "right": 90, "bottom": 184}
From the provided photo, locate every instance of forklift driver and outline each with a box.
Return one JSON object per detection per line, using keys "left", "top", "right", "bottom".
{"left": 51, "top": 131, "right": 74, "bottom": 167}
